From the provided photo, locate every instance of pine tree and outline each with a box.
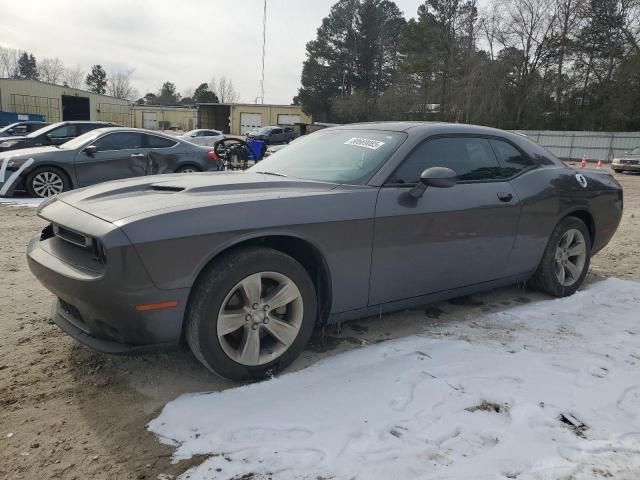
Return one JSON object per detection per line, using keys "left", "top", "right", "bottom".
{"left": 85, "top": 65, "right": 107, "bottom": 94}
{"left": 17, "top": 52, "right": 39, "bottom": 80}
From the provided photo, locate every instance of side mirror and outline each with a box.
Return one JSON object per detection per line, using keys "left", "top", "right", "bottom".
{"left": 83, "top": 145, "right": 97, "bottom": 156}
{"left": 420, "top": 166, "right": 457, "bottom": 188}
{"left": 410, "top": 166, "right": 457, "bottom": 198}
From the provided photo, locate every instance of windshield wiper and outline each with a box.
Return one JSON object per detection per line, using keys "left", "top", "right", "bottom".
{"left": 255, "top": 171, "right": 287, "bottom": 177}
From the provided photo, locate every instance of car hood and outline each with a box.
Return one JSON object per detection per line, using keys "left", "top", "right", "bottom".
{"left": 55, "top": 171, "right": 339, "bottom": 223}
{"left": 0, "top": 145, "right": 60, "bottom": 160}
{"left": 0, "top": 135, "right": 28, "bottom": 144}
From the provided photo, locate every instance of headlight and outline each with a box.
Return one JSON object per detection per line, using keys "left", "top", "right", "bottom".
{"left": 0, "top": 141, "right": 18, "bottom": 148}
{"left": 6, "top": 157, "right": 31, "bottom": 170}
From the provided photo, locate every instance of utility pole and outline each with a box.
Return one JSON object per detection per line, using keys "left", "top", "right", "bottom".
{"left": 260, "top": 0, "right": 267, "bottom": 104}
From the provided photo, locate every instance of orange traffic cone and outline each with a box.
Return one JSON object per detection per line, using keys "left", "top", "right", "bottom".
{"left": 581, "top": 155, "right": 587, "bottom": 168}
{"left": 597, "top": 160, "right": 602, "bottom": 169}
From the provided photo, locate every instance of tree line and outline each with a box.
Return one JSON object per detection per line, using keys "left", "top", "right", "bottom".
{"left": 0, "top": 47, "right": 240, "bottom": 107}
{"left": 295, "top": 0, "right": 640, "bottom": 131}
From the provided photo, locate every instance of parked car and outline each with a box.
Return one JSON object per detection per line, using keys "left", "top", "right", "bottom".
{"left": 611, "top": 147, "right": 640, "bottom": 173}
{"left": 0, "top": 121, "right": 117, "bottom": 152}
{"left": 27, "top": 122, "right": 622, "bottom": 381}
{"left": 246, "top": 125, "right": 295, "bottom": 145}
{"left": 263, "top": 136, "right": 301, "bottom": 157}
{"left": 0, "top": 121, "right": 50, "bottom": 138}
{"left": 180, "top": 129, "right": 225, "bottom": 147}
{"left": 0, "top": 127, "right": 223, "bottom": 198}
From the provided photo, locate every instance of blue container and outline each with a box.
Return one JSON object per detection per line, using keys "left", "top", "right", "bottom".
{"left": 246, "top": 139, "right": 266, "bottom": 161}
{"left": 0, "top": 111, "right": 46, "bottom": 127}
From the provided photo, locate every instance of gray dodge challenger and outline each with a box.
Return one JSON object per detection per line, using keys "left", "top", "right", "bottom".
{"left": 27, "top": 122, "right": 623, "bottom": 381}
{"left": 0, "top": 127, "right": 222, "bottom": 197}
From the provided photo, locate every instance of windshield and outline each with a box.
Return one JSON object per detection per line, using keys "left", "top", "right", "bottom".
{"left": 256, "top": 127, "right": 272, "bottom": 134}
{"left": 630, "top": 147, "right": 640, "bottom": 156}
{"left": 26, "top": 123, "right": 60, "bottom": 138}
{"left": 0, "top": 123, "right": 19, "bottom": 133}
{"left": 58, "top": 130, "right": 103, "bottom": 150}
{"left": 247, "top": 129, "right": 406, "bottom": 184}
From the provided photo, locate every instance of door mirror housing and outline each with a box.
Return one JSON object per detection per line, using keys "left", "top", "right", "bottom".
{"left": 420, "top": 166, "right": 457, "bottom": 188}
{"left": 83, "top": 145, "right": 97, "bottom": 156}
{"left": 410, "top": 166, "right": 457, "bottom": 199}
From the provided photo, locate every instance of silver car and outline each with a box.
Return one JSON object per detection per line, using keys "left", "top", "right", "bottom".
{"left": 612, "top": 147, "right": 640, "bottom": 173}
{"left": 180, "top": 129, "right": 225, "bottom": 147}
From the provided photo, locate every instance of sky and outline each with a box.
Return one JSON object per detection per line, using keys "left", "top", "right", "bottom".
{"left": 0, "top": 0, "right": 426, "bottom": 104}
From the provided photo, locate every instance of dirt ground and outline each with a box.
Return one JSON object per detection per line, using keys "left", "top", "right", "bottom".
{"left": 1, "top": 171, "right": 639, "bottom": 480}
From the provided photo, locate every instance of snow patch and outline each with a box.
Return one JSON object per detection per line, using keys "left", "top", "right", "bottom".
{"left": 149, "top": 278, "right": 640, "bottom": 479}
{"left": 0, "top": 197, "right": 43, "bottom": 208}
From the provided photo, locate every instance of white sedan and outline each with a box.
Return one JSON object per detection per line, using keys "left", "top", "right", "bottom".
{"left": 180, "top": 129, "right": 225, "bottom": 147}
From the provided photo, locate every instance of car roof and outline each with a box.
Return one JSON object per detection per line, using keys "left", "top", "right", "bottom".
{"left": 88, "top": 127, "right": 179, "bottom": 137}
{"left": 329, "top": 121, "right": 527, "bottom": 138}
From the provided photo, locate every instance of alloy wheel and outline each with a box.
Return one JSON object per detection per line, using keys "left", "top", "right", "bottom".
{"left": 216, "top": 271, "right": 304, "bottom": 366}
{"left": 554, "top": 228, "right": 587, "bottom": 287}
{"left": 32, "top": 171, "right": 64, "bottom": 198}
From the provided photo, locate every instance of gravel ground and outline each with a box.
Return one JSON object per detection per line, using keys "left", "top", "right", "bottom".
{"left": 0, "top": 171, "right": 638, "bottom": 480}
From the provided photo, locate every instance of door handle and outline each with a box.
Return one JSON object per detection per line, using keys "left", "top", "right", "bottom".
{"left": 497, "top": 192, "right": 513, "bottom": 202}
{"left": 130, "top": 153, "right": 145, "bottom": 159}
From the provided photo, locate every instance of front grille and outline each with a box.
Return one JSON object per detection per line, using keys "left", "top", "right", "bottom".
{"left": 621, "top": 159, "right": 639, "bottom": 165}
{"left": 53, "top": 225, "right": 92, "bottom": 248}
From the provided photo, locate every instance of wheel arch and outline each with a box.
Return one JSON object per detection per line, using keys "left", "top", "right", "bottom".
{"left": 186, "top": 233, "right": 333, "bottom": 330}
{"left": 562, "top": 208, "right": 596, "bottom": 249}
{"left": 19, "top": 162, "right": 77, "bottom": 193}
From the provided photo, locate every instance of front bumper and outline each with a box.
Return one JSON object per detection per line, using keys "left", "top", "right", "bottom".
{"left": 27, "top": 206, "right": 191, "bottom": 352}
{"left": 612, "top": 162, "right": 640, "bottom": 171}
{"left": 51, "top": 299, "right": 177, "bottom": 354}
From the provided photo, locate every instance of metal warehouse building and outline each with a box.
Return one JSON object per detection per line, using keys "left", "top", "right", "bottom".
{"left": 0, "top": 79, "right": 312, "bottom": 134}
{"left": 0, "top": 78, "right": 131, "bottom": 126}
{"left": 197, "top": 103, "right": 312, "bottom": 135}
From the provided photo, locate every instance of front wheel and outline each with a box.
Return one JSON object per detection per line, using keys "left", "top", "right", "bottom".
{"left": 185, "top": 247, "right": 317, "bottom": 381}
{"left": 530, "top": 216, "right": 591, "bottom": 297}
{"left": 25, "top": 166, "right": 70, "bottom": 198}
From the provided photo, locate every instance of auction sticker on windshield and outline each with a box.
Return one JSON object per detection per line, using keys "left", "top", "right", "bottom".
{"left": 344, "top": 137, "right": 385, "bottom": 150}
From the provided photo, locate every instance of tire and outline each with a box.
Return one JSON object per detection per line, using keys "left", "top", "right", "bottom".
{"left": 25, "top": 166, "right": 70, "bottom": 198}
{"left": 176, "top": 165, "right": 202, "bottom": 173}
{"left": 529, "top": 216, "right": 591, "bottom": 297}
{"left": 185, "top": 246, "right": 317, "bottom": 381}
{"left": 613, "top": 169, "right": 623, "bottom": 173}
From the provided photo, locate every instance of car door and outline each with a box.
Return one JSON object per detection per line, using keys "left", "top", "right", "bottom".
{"left": 74, "top": 132, "right": 148, "bottom": 187}
{"left": 368, "top": 135, "right": 522, "bottom": 306}
{"left": 271, "top": 128, "right": 284, "bottom": 143}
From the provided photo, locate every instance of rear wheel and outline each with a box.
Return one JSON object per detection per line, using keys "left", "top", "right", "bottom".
{"left": 185, "top": 247, "right": 317, "bottom": 381}
{"left": 530, "top": 216, "right": 591, "bottom": 297}
{"left": 25, "top": 166, "right": 70, "bottom": 198}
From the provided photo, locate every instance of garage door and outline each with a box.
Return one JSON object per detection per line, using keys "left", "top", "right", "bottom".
{"left": 143, "top": 112, "right": 158, "bottom": 130}
{"left": 277, "top": 114, "right": 301, "bottom": 125}
{"left": 240, "top": 113, "right": 262, "bottom": 134}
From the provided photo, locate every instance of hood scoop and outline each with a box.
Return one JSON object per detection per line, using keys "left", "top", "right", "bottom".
{"left": 149, "top": 184, "right": 185, "bottom": 193}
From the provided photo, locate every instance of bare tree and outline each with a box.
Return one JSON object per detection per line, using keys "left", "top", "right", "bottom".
{"left": 0, "top": 46, "right": 21, "bottom": 78}
{"left": 38, "top": 57, "right": 65, "bottom": 84}
{"left": 62, "top": 65, "right": 85, "bottom": 89}
{"left": 210, "top": 76, "right": 239, "bottom": 103}
{"left": 107, "top": 70, "right": 138, "bottom": 100}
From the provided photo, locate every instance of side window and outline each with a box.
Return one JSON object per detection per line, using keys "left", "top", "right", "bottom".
{"left": 92, "top": 133, "right": 143, "bottom": 152}
{"left": 273, "top": 128, "right": 283, "bottom": 135}
{"left": 201, "top": 131, "right": 215, "bottom": 137}
{"left": 490, "top": 139, "right": 536, "bottom": 177}
{"left": 48, "top": 125, "right": 75, "bottom": 138}
{"left": 145, "top": 134, "right": 177, "bottom": 148}
{"left": 77, "top": 124, "right": 98, "bottom": 135}
{"left": 388, "top": 137, "right": 503, "bottom": 184}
